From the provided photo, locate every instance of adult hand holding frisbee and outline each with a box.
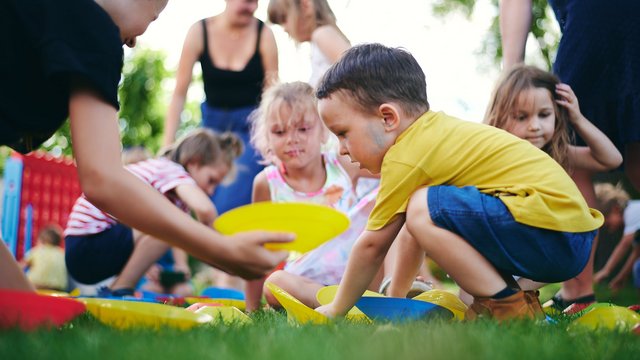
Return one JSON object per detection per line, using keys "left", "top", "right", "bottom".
{"left": 214, "top": 202, "right": 350, "bottom": 253}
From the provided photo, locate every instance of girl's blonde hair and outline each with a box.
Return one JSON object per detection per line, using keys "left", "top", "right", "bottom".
{"left": 268, "top": 0, "right": 343, "bottom": 41}
{"left": 164, "top": 128, "right": 243, "bottom": 179}
{"left": 249, "top": 81, "right": 327, "bottom": 164}
{"left": 595, "top": 182, "right": 630, "bottom": 215}
{"left": 484, "top": 64, "right": 573, "bottom": 169}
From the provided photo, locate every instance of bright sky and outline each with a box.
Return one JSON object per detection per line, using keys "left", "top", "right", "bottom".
{"left": 138, "top": 0, "right": 501, "bottom": 122}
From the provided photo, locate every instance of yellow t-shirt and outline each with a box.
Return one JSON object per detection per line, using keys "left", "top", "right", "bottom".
{"left": 367, "top": 111, "right": 603, "bottom": 232}
{"left": 25, "top": 244, "right": 68, "bottom": 290}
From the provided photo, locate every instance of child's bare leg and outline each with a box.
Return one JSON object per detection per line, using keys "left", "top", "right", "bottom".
{"left": 517, "top": 278, "right": 546, "bottom": 291}
{"left": 561, "top": 169, "right": 596, "bottom": 302}
{"left": 110, "top": 231, "right": 171, "bottom": 290}
{"left": 263, "top": 270, "right": 324, "bottom": 309}
{"left": 245, "top": 278, "right": 266, "bottom": 312}
{"left": 0, "top": 241, "right": 34, "bottom": 291}
{"left": 387, "top": 224, "right": 426, "bottom": 297}
{"left": 405, "top": 188, "right": 507, "bottom": 297}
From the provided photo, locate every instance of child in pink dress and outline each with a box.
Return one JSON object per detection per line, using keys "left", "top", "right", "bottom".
{"left": 245, "top": 82, "right": 378, "bottom": 310}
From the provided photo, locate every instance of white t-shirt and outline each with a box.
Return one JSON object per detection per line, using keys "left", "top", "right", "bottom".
{"left": 624, "top": 200, "right": 640, "bottom": 236}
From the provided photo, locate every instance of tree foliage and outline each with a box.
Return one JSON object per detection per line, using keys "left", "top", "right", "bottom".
{"left": 431, "top": 0, "right": 559, "bottom": 70}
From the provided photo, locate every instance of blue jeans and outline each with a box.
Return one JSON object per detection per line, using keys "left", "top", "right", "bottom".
{"left": 426, "top": 185, "right": 596, "bottom": 283}
{"left": 201, "top": 103, "right": 264, "bottom": 214}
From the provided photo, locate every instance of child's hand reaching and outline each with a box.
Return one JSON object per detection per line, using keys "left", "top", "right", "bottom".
{"left": 220, "top": 231, "right": 294, "bottom": 279}
{"left": 555, "top": 83, "right": 584, "bottom": 125}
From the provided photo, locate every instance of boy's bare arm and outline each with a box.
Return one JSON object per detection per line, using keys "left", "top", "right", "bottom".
{"left": 320, "top": 215, "right": 405, "bottom": 316}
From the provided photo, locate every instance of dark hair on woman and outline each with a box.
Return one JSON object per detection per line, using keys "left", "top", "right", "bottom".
{"left": 316, "top": 43, "right": 429, "bottom": 117}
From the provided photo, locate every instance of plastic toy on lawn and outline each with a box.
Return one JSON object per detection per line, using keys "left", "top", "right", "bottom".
{"left": 412, "top": 289, "right": 468, "bottom": 321}
{"left": 316, "top": 285, "right": 383, "bottom": 322}
{"left": 354, "top": 296, "right": 453, "bottom": 323}
{"left": 266, "top": 282, "right": 329, "bottom": 325}
{"left": 185, "top": 286, "right": 247, "bottom": 311}
{"left": 0, "top": 289, "right": 86, "bottom": 331}
{"left": 567, "top": 304, "right": 640, "bottom": 333}
{"left": 79, "top": 298, "right": 213, "bottom": 330}
{"left": 214, "top": 202, "right": 350, "bottom": 253}
{"left": 185, "top": 297, "right": 247, "bottom": 311}
{"left": 1, "top": 151, "right": 81, "bottom": 260}
{"left": 186, "top": 302, "right": 252, "bottom": 325}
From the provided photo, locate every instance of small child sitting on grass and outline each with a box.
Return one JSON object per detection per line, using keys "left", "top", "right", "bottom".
{"left": 314, "top": 43, "right": 602, "bottom": 321}
{"left": 20, "top": 225, "right": 68, "bottom": 291}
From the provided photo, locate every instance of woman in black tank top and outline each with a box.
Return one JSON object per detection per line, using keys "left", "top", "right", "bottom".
{"left": 164, "top": 0, "right": 278, "bottom": 215}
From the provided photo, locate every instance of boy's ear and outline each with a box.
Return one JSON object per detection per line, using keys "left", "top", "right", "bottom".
{"left": 379, "top": 103, "right": 401, "bottom": 132}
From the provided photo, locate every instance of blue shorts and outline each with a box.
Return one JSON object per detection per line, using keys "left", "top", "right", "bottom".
{"left": 65, "top": 223, "right": 134, "bottom": 284}
{"left": 427, "top": 186, "right": 596, "bottom": 283}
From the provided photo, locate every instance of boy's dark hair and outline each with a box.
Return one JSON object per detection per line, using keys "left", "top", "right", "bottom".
{"left": 316, "top": 43, "right": 429, "bottom": 117}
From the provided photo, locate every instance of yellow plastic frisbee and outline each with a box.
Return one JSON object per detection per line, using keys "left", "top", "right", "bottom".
{"left": 184, "top": 297, "right": 247, "bottom": 311}
{"left": 214, "top": 202, "right": 350, "bottom": 253}
{"left": 265, "top": 282, "right": 328, "bottom": 325}
{"left": 194, "top": 306, "right": 252, "bottom": 325}
{"left": 412, "top": 289, "right": 467, "bottom": 321}
{"left": 79, "top": 298, "right": 213, "bottom": 330}
{"left": 568, "top": 305, "right": 640, "bottom": 333}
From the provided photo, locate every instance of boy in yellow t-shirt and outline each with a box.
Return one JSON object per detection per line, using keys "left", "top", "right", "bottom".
{"left": 21, "top": 225, "right": 68, "bottom": 291}
{"left": 314, "top": 43, "right": 603, "bottom": 321}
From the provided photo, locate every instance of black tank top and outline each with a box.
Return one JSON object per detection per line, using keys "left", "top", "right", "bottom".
{"left": 199, "top": 19, "right": 265, "bottom": 109}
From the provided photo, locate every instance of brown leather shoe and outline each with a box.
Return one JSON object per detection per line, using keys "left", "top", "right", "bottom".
{"left": 465, "top": 291, "right": 538, "bottom": 321}
{"left": 523, "top": 290, "right": 546, "bottom": 320}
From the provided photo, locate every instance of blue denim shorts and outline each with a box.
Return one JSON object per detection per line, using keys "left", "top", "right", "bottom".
{"left": 65, "top": 223, "right": 134, "bottom": 284}
{"left": 427, "top": 186, "right": 596, "bottom": 283}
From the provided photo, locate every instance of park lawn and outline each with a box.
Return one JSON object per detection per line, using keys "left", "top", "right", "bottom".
{"left": 1, "top": 306, "right": 639, "bottom": 360}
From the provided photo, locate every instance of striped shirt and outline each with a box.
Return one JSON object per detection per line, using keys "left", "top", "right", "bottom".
{"left": 64, "top": 157, "right": 196, "bottom": 236}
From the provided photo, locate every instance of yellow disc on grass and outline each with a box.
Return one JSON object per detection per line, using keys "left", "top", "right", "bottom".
{"left": 412, "top": 289, "right": 467, "bottom": 321}
{"left": 214, "top": 202, "right": 350, "bottom": 253}
{"left": 265, "top": 282, "right": 328, "bottom": 325}
{"left": 79, "top": 298, "right": 213, "bottom": 330}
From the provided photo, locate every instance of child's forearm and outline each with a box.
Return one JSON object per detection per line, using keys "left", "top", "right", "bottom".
{"left": 332, "top": 219, "right": 404, "bottom": 315}
{"left": 333, "top": 239, "right": 387, "bottom": 315}
{"left": 601, "top": 233, "right": 634, "bottom": 274}
{"left": 572, "top": 115, "right": 623, "bottom": 170}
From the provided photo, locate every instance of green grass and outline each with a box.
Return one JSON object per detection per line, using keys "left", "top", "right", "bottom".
{"left": 1, "top": 281, "right": 638, "bottom": 359}
{"left": 1, "top": 308, "right": 639, "bottom": 360}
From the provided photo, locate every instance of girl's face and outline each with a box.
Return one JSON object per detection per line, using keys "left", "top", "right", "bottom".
{"left": 187, "top": 161, "right": 230, "bottom": 196}
{"left": 267, "top": 103, "right": 325, "bottom": 170}
{"left": 280, "top": 3, "right": 313, "bottom": 42}
{"left": 504, "top": 87, "right": 556, "bottom": 149}
{"left": 226, "top": 0, "right": 259, "bottom": 27}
